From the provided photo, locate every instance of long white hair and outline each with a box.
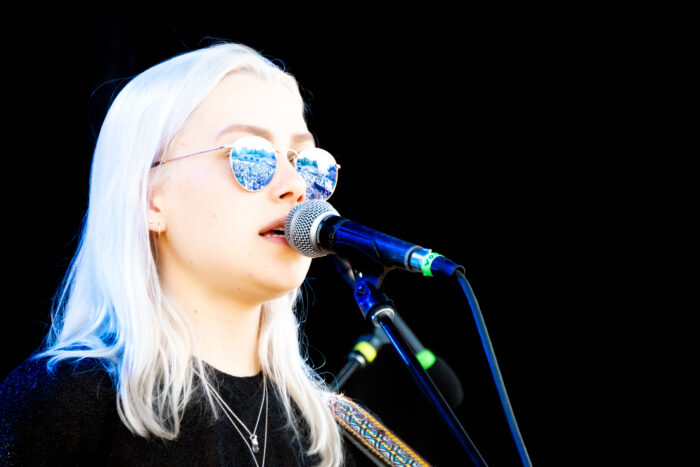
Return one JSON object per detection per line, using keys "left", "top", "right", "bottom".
{"left": 39, "top": 42, "right": 343, "bottom": 466}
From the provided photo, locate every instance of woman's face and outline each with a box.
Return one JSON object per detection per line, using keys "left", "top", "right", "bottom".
{"left": 152, "top": 72, "right": 314, "bottom": 306}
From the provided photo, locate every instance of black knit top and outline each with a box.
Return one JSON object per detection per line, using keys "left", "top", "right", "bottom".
{"left": 0, "top": 355, "right": 359, "bottom": 466}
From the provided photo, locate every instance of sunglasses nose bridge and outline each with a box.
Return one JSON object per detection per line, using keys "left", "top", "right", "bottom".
{"left": 272, "top": 148, "right": 307, "bottom": 199}
{"left": 275, "top": 148, "right": 298, "bottom": 167}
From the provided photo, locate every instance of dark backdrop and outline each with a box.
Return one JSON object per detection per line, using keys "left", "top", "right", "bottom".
{"left": 1, "top": 9, "right": 603, "bottom": 466}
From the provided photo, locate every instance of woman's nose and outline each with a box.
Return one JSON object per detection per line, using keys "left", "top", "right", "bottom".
{"left": 271, "top": 153, "right": 306, "bottom": 203}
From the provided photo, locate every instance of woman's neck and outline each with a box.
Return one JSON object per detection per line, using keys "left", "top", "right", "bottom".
{"left": 162, "top": 281, "right": 264, "bottom": 377}
{"left": 156, "top": 245, "right": 268, "bottom": 376}
{"left": 188, "top": 301, "right": 263, "bottom": 377}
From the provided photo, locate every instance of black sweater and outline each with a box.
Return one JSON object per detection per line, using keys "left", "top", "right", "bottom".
{"left": 0, "top": 356, "right": 360, "bottom": 466}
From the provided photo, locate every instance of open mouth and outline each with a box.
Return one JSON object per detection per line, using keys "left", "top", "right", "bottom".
{"left": 259, "top": 216, "right": 289, "bottom": 244}
{"left": 260, "top": 228, "right": 285, "bottom": 238}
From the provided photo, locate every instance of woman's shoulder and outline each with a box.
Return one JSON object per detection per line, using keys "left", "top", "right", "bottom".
{"left": 0, "top": 352, "right": 117, "bottom": 463}
{"left": 1, "top": 352, "right": 114, "bottom": 411}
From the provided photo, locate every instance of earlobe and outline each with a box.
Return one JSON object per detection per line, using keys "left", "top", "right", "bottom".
{"left": 148, "top": 219, "right": 165, "bottom": 237}
{"left": 147, "top": 185, "right": 167, "bottom": 236}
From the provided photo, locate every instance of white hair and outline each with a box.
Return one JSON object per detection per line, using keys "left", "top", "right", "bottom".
{"left": 39, "top": 42, "right": 343, "bottom": 466}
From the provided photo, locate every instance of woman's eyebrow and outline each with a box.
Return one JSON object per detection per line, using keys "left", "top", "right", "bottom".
{"left": 216, "top": 123, "right": 315, "bottom": 146}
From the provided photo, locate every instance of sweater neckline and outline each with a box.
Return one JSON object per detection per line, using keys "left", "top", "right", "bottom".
{"left": 202, "top": 361, "right": 265, "bottom": 405}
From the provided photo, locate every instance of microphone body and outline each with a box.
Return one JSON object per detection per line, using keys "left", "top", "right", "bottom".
{"left": 286, "top": 200, "right": 463, "bottom": 278}
{"left": 392, "top": 313, "right": 464, "bottom": 408}
{"left": 335, "top": 320, "right": 464, "bottom": 408}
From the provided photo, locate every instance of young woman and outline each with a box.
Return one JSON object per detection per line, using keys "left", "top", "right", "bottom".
{"left": 0, "top": 42, "right": 429, "bottom": 467}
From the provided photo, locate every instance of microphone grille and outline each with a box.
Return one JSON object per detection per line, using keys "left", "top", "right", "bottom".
{"left": 285, "top": 200, "right": 340, "bottom": 257}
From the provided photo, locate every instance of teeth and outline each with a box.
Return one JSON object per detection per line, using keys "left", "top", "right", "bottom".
{"left": 262, "top": 230, "right": 284, "bottom": 237}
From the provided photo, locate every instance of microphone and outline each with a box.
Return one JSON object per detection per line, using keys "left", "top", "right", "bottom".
{"left": 332, "top": 326, "right": 389, "bottom": 390}
{"left": 334, "top": 316, "right": 464, "bottom": 408}
{"left": 285, "top": 200, "right": 464, "bottom": 278}
{"left": 390, "top": 313, "right": 464, "bottom": 408}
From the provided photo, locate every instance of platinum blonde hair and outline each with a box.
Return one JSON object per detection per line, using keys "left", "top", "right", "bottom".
{"left": 40, "top": 42, "right": 343, "bottom": 466}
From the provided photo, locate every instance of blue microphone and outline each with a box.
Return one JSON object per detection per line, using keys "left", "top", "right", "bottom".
{"left": 285, "top": 200, "right": 464, "bottom": 278}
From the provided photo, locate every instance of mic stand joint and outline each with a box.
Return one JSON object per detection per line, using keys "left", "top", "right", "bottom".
{"left": 350, "top": 271, "right": 487, "bottom": 466}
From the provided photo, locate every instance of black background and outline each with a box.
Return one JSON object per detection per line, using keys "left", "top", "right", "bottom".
{"left": 0, "top": 8, "right": 622, "bottom": 466}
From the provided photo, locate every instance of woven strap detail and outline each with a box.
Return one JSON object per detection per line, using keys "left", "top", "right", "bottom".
{"left": 329, "top": 394, "right": 431, "bottom": 467}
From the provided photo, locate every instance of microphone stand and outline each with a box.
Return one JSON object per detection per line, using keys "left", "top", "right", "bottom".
{"left": 348, "top": 261, "right": 487, "bottom": 467}
{"left": 333, "top": 354, "right": 363, "bottom": 391}
{"left": 331, "top": 325, "right": 388, "bottom": 392}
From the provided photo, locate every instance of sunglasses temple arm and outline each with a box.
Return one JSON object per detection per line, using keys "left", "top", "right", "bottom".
{"left": 151, "top": 145, "right": 229, "bottom": 168}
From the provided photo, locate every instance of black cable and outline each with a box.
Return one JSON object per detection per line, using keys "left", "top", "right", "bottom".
{"left": 455, "top": 270, "right": 532, "bottom": 467}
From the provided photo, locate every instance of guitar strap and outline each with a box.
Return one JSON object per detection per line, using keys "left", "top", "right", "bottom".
{"left": 329, "top": 394, "right": 431, "bottom": 467}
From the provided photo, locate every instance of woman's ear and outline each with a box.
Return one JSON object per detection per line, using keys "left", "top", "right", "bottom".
{"left": 147, "top": 184, "right": 167, "bottom": 236}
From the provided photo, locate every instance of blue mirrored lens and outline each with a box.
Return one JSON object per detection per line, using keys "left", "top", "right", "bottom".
{"left": 297, "top": 148, "right": 338, "bottom": 200}
{"left": 230, "top": 136, "right": 277, "bottom": 191}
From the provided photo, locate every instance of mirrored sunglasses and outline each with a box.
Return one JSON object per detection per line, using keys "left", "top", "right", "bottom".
{"left": 152, "top": 135, "right": 340, "bottom": 201}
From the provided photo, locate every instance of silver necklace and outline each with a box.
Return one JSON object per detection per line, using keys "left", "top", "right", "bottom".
{"left": 208, "top": 375, "right": 268, "bottom": 466}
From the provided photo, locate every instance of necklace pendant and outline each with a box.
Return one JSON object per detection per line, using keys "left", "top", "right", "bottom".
{"left": 250, "top": 434, "right": 260, "bottom": 453}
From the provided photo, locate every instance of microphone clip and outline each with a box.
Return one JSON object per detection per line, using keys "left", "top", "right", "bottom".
{"left": 353, "top": 275, "right": 395, "bottom": 325}
{"left": 332, "top": 252, "right": 394, "bottom": 325}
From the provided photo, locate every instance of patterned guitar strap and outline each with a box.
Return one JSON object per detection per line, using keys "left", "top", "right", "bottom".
{"left": 329, "top": 394, "right": 432, "bottom": 466}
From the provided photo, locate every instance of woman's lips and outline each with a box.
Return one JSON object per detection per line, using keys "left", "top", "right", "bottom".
{"left": 259, "top": 217, "right": 289, "bottom": 246}
{"left": 260, "top": 233, "right": 289, "bottom": 246}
